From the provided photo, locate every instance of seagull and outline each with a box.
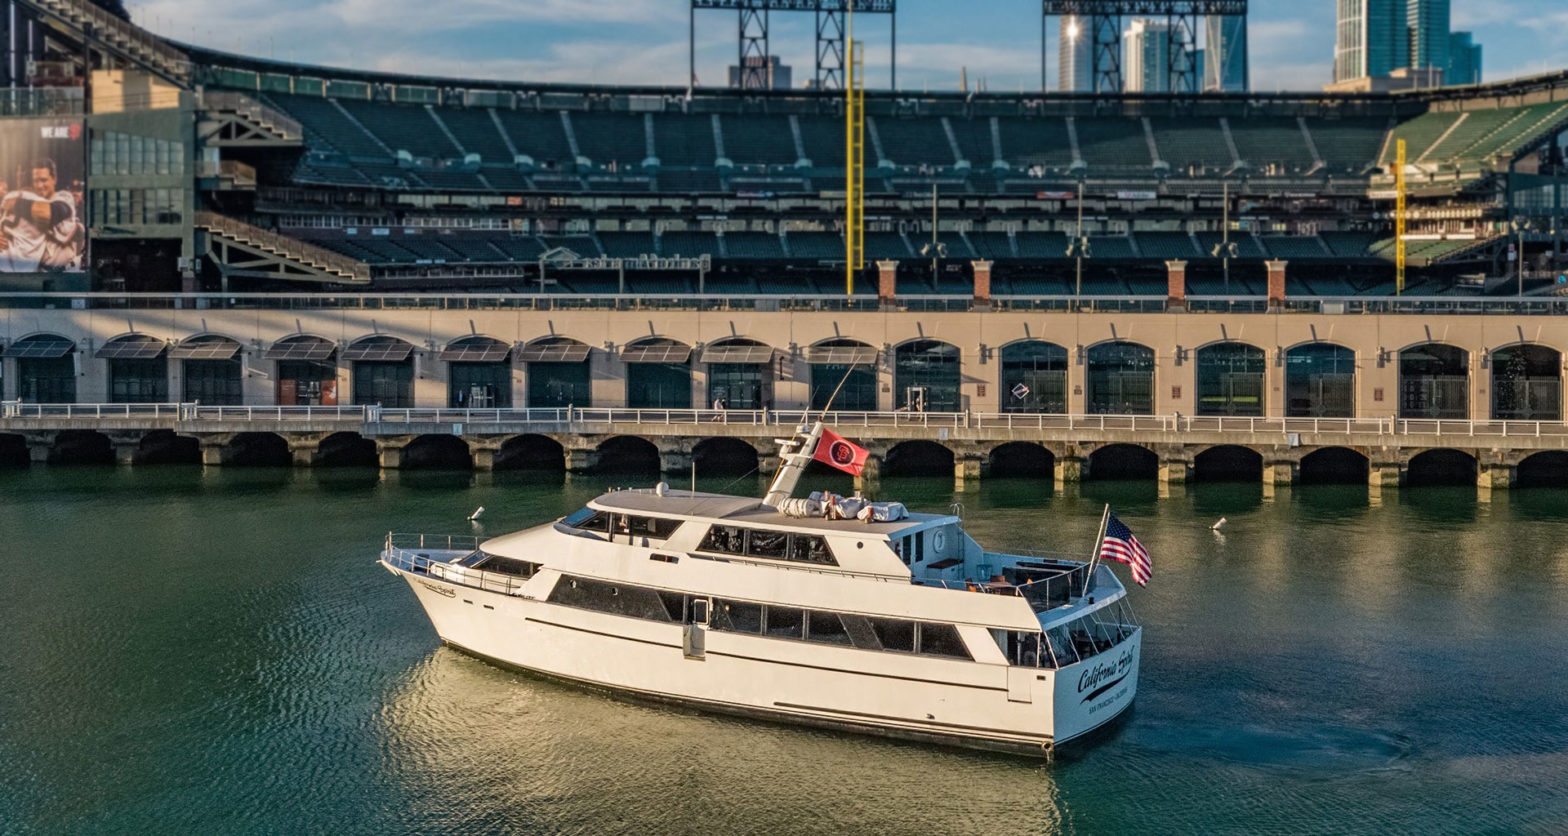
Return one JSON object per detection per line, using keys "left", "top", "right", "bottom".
{"left": 468, "top": 506, "right": 485, "bottom": 522}
{"left": 1211, "top": 517, "right": 1227, "bottom": 531}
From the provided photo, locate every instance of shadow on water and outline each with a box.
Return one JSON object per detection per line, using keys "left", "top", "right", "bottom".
{"left": 1187, "top": 482, "right": 1263, "bottom": 518}
{"left": 1502, "top": 487, "right": 1568, "bottom": 522}
{"left": 205, "top": 466, "right": 296, "bottom": 494}
{"left": 310, "top": 467, "right": 383, "bottom": 494}
{"left": 969, "top": 477, "right": 1056, "bottom": 511}
{"left": 1397, "top": 486, "right": 1480, "bottom": 525}
{"left": 388, "top": 469, "right": 477, "bottom": 493}
{"left": 1290, "top": 484, "right": 1373, "bottom": 522}
{"left": 1077, "top": 480, "right": 1160, "bottom": 512}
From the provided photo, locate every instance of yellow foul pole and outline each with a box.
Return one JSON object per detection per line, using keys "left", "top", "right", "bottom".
{"left": 845, "top": 3, "right": 864, "bottom": 296}
{"left": 1395, "top": 138, "right": 1407, "bottom": 295}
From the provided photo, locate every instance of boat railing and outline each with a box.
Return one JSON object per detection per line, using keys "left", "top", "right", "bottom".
{"left": 382, "top": 532, "right": 530, "bottom": 596}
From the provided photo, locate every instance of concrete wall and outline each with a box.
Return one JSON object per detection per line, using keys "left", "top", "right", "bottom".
{"left": 2, "top": 307, "right": 1566, "bottom": 417}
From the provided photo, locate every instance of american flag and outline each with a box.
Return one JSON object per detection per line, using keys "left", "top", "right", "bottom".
{"left": 1099, "top": 513, "right": 1152, "bottom": 587}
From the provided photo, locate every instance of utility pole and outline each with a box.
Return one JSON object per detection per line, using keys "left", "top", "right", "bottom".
{"left": 1071, "top": 180, "right": 1090, "bottom": 298}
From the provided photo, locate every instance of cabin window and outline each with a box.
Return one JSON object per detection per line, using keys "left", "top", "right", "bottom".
{"left": 806, "top": 611, "right": 853, "bottom": 646}
{"left": 714, "top": 599, "right": 763, "bottom": 633}
{"left": 869, "top": 617, "right": 916, "bottom": 652}
{"left": 917, "top": 623, "right": 971, "bottom": 660}
{"left": 616, "top": 514, "right": 683, "bottom": 539}
{"left": 699, "top": 525, "right": 746, "bottom": 555}
{"left": 473, "top": 555, "right": 540, "bottom": 578}
{"left": 564, "top": 508, "right": 610, "bottom": 533}
{"left": 547, "top": 576, "right": 672, "bottom": 622}
{"left": 838, "top": 614, "right": 882, "bottom": 649}
{"left": 789, "top": 534, "right": 833, "bottom": 565}
{"left": 746, "top": 529, "right": 789, "bottom": 559}
{"left": 658, "top": 591, "right": 686, "bottom": 622}
{"left": 900, "top": 533, "right": 925, "bottom": 564}
{"left": 698, "top": 525, "right": 839, "bottom": 566}
{"left": 764, "top": 605, "right": 804, "bottom": 639}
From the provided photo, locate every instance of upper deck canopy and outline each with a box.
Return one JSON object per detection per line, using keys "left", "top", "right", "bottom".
{"left": 590, "top": 489, "right": 953, "bottom": 538}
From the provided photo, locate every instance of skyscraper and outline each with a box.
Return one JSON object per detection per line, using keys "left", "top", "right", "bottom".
{"left": 1406, "top": 0, "right": 1450, "bottom": 75}
{"left": 1204, "top": 15, "right": 1249, "bottom": 92}
{"left": 1059, "top": 14, "right": 1121, "bottom": 93}
{"left": 1124, "top": 19, "right": 1174, "bottom": 93}
{"left": 1335, "top": 0, "right": 1409, "bottom": 83}
{"left": 1447, "top": 31, "right": 1482, "bottom": 85}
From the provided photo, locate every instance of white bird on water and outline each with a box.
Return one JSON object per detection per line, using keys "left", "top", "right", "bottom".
{"left": 1211, "top": 517, "right": 1227, "bottom": 531}
{"left": 468, "top": 506, "right": 485, "bottom": 522}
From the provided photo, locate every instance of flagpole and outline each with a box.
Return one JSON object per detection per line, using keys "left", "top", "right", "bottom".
{"left": 1081, "top": 504, "right": 1111, "bottom": 597}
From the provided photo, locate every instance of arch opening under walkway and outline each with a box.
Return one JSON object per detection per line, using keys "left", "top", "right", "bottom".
{"left": 1514, "top": 451, "right": 1568, "bottom": 489}
{"left": 0, "top": 434, "right": 28, "bottom": 468}
{"left": 317, "top": 432, "right": 379, "bottom": 467}
{"left": 495, "top": 435, "right": 566, "bottom": 471}
{"left": 988, "top": 442, "right": 1056, "bottom": 478}
{"left": 594, "top": 436, "right": 661, "bottom": 475}
{"left": 1405, "top": 449, "right": 1478, "bottom": 487}
{"left": 136, "top": 430, "right": 200, "bottom": 466}
{"left": 227, "top": 433, "right": 292, "bottom": 467}
{"left": 884, "top": 440, "right": 955, "bottom": 477}
{"left": 1192, "top": 445, "right": 1263, "bottom": 483}
{"left": 693, "top": 437, "right": 760, "bottom": 477}
{"left": 1086, "top": 444, "right": 1158, "bottom": 481}
{"left": 50, "top": 430, "right": 113, "bottom": 465}
{"left": 402, "top": 435, "right": 473, "bottom": 470}
{"left": 1298, "top": 447, "right": 1370, "bottom": 485}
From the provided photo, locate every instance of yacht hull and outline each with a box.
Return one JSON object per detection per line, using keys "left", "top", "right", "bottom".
{"left": 389, "top": 563, "right": 1139, "bottom": 759}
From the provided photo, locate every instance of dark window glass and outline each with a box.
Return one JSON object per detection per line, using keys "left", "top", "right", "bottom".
{"left": 528, "top": 360, "right": 591, "bottom": 408}
{"left": 630, "top": 516, "right": 682, "bottom": 539}
{"left": 183, "top": 359, "right": 243, "bottom": 405}
{"left": 1195, "top": 343, "right": 1265, "bottom": 417}
{"left": 869, "top": 618, "right": 915, "bottom": 652}
{"left": 449, "top": 361, "right": 512, "bottom": 408}
{"left": 810, "top": 362, "right": 877, "bottom": 411}
{"left": 353, "top": 360, "right": 414, "bottom": 407}
{"left": 1285, "top": 343, "right": 1355, "bottom": 418}
{"left": 1000, "top": 341, "right": 1068, "bottom": 414}
{"left": 474, "top": 556, "right": 539, "bottom": 578}
{"left": 747, "top": 529, "right": 789, "bottom": 558}
{"left": 713, "top": 599, "right": 762, "bottom": 633}
{"left": 708, "top": 361, "right": 769, "bottom": 410}
{"left": 658, "top": 591, "right": 686, "bottom": 622}
{"left": 789, "top": 534, "right": 834, "bottom": 565}
{"left": 564, "top": 509, "right": 609, "bottom": 532}
{"left": 699, "top": 525, "right": 746, "bottom": 555}
{"left": 627, "top": 362, "right": 691, "bottom": 409}
{"left": 109, "top": 358, "right": 168, "bottom": 403}
{"left": 894, "top": 339, "right": 961, "bottom": 412}
{"left": 18, "top": 357, "right": 75, "bottom": 403}
{"left": 918, "top": 623, "right": 971, "bottom": 660}
{"left": 839, "top": 614, "right": 882, "bottom": 649}
{"left": 277, "top": 359, "right": 336, "bottom": 406}
{"left": 807, "top": 611, "right": 853, "bottom": 646}
{"left": 765, "top": 606, "right": 804, "bottom": 639}
{"left": 1086, "top": 342, "right": 1154, "bottom": 415}
{"left": 547, "top": 576, "right": 672, "bottom": 622}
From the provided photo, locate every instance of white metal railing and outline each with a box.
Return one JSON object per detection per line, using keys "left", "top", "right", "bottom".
{"left": 7, "top": 402, "right": 1568, "bottom": 439}
{"left": 381, "top": 533, "right": 532, "bottom": 597}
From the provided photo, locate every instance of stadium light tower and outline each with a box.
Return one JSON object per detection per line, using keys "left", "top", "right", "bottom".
{"left": 690, "top": 1, "right": 896, "bottom": 91}
{"left": 1041, "top": 0, "right": 1247, "bottom": 94}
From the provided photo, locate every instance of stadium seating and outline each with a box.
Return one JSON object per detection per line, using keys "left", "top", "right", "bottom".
{"left": 866, "top": 231, "right": 913, "bottom": 259}
{"left": 1229, "top": 118, "right": 1315, "bottom": 173}
{"left": 1014, "top": 231, "right": 1070, "bottom": 259}
{"left": 652, "top": 114, "right": 716, "bottom": 167}
{"left": 1133, "top": 231, "right": 1200, "bottom": 259}
{"left": 1148, "top": 119, "right": 1233, "bottom": 172}
{"left": 265, "top": 93, "right": 387, "bottom": 158}
{"left": 786, "top": 231, "right": 844, "bottom": 259}
{"left": 970, "top": 231, "right": 1015, "bottom": 260}
{"left": 337, "top": 100, "right": 461, "bottom": 160}
{"left": 1320, "top": 231, "right": 1378, "bottom": 259}
{"left": 656, "top": 170, "right": 723, "bottom": 193}
{"left": 1261, "top": 236, "right": 1332, "bottom": 259}
{"left": 569, "top": 112, "right": 648, "bottom": 167}
{"left": 795, "top": 115, "right": 846, "bottom": 167}
{"left": 598, "top": 232, "right": 657, "bottom": 258}
{"left": 1309, "top": 118, "right": 1388, "bottom": 173}
{"left": 436, "top": 107, "right": 514, "bottom": 162}
{"left": 949, "top": 118, "right": 993, "bottom": 166}
{"left": 539, "top": 235, "right": 603, "bottom": 257}
{"left": 997, "top": 118, "right": 1075, "bottom": 170}
{"left": 723, "top": 232, "right": 787, "bottom": 259}
{"left": 873, "top": 116, "right": 955, "bottom": 167}
{"left": 1194, "top": 231, "right": 1267, "bottom": 259}
{"left": 491, "top": 109, "right": 575, "bottom": 166}
{"left": 1382, "top": 111, "right": 1463, "bottom": 165}
{"left": 1075, "top": 118, "right": 1153, "bottom": 171}
{"left": 659, "top": 230, "right": 722, "bottom": 258}
{"left": 720, "top": 114, "right": 798, "bottom": 166}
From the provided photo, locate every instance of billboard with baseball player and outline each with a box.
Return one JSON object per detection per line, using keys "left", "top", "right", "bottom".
{"left": 0, "top": 118, "right": 87, "bottom": 274}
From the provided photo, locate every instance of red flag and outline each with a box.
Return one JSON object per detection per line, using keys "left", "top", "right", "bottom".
{"left": 812, "top": 428, "right": 869, "bottom": 476}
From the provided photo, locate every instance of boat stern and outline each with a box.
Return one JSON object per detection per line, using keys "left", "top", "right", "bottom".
{"left": 1051, "top": 627, "right": 1141, "bottom": 745}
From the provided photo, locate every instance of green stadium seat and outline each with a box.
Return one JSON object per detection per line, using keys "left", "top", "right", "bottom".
{"left": 652, "top": 114, "right": 717, "bottom": 167}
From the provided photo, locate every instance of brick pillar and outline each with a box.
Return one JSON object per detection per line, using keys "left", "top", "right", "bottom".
{"left": 877, "top": 260, "right": 898, "bottom": 308}
{"left": 972, "top": 260, "right": 993, "bottom": 309}
{"left": 1266, "top": 259, "right": 1288, "bottom": 311}
{"left": 1166, "top": 260, "right": 1187, "bottom": 310}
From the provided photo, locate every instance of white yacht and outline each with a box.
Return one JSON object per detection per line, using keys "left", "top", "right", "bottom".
{"left": 380, "top": 424, "right": 1142, "bottom": 758}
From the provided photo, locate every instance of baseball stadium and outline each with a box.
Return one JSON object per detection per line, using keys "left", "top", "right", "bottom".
{"left": 2, "top": 0, "right": 1568, "bottom": 489}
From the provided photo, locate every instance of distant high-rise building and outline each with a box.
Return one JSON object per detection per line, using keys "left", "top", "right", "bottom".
{"left": 1406, "top": 0, "right": 1450, "bottom": 74}
{"left": 1124, "top": 19, "right": 1175, "bottom": 93}
{"left": 1204, "top": 15, "right": 1248, "bottom": 92}
{"left": 728, "top": 56, "right": 792, "bottom": 90}
{"left": 1447, "top": 30, "right": 1482, "bottom": 85}
{"left": 1059, "top": 14, "right": 1121, "bottom": 92}
{"left": 1335, "top": 0, "right": 1409, "bottom": 83}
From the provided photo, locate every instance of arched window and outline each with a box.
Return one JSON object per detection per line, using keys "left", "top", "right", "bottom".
{"left": 3, "top": 334, "right": 76, "bottom": 403}
{"left": 1000, "top": 341, "right": 1068, "bottom": 414}
{"left": 1086, "top": 342, "right": 1154, "bottom": 415}
{"left": 171, "top": 335, "right": 244, "bottom": 406}
{"left": 1285, "top": 343, "right": 1354, "bottom": 418}
{"left": 807, "top": 339, "right": 878, "bottom": 411}
{"left": 441, "top": 336, "right": 512, "bottom": 408}
{"left": 1491, "top": 345, "right": 1561, "bottom": 421}
{"left": 517, "top": 337, "right": 592, "bottom": 408}
{"left": 1399, "top": 344, "right": 1468, "bottom": 419}
{"left": 96, "top": 335, "right": 168, "bottom": 403}
{"left": 894, "top": 340, "right": 960, "bottom": 412}
{"left": 701, "top": 338, "right": 774, "bottom": 410}
{"left": 266, "top": 335, "right": 338, "bottom": 406}
{"left": 1195, "top": 342, "right": 1265, "bottom": 417}
{"left": 622, "top": 338, "right": 693, "bottom": 409}
{"left": 344, "top": 336, "right": 416, "bottom": 407}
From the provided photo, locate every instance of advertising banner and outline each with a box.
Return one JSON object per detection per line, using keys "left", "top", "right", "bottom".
{"left": 0, "top": 118, "right": 87, "bottom": 274}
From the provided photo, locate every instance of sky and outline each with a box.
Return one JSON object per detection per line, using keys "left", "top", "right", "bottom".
{"left": 121, "top": 0, "right": 1568, "bottom": 93}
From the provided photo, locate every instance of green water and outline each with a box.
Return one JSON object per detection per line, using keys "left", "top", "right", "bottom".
{"left": 3, "top": 466, "right": 1568, "bottom": 834}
